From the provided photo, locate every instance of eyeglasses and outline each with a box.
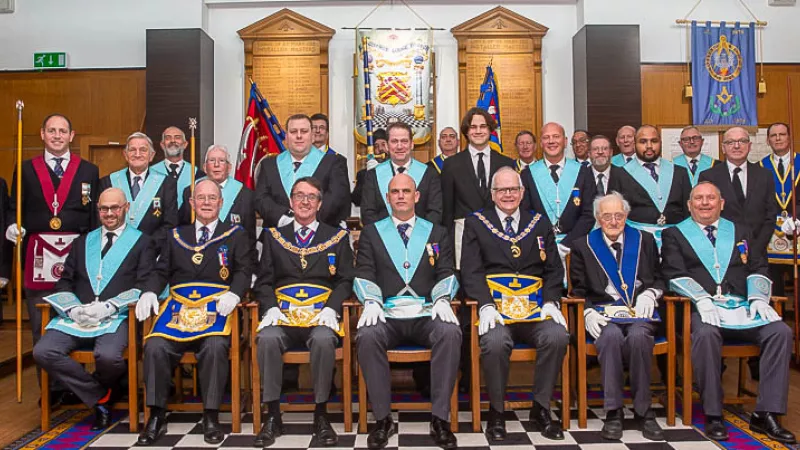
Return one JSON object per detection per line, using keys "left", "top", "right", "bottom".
{"left": 195, "top": 195, "right": 220, "bottom": 203}
{"left": 98, "top": 205, "right": 125, "bottom": 214}
{"left": 291, "top": 193, "right": 320, "bottom": 202}
{"left": 572, "top": 138, "right": 590, "bottom": 144}
{"left": 680, "top": 136, "right": 703, "bottom": 143}
{"left": 722, "top": 138, "right": 750, "bottom": 146}
{"left": 492, "top": 187, "right": 522, "bottom": 195}
{"left": 206, "top": 158, "right": 229, "bottom": 166}
{"left": 311, "top": 126, "right": 327, "bottom": 132}
{"left": 599, "top": 213, "right": 626, "bottom": 223}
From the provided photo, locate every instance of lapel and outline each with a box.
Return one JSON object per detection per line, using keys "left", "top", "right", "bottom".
{"left": 304, "top": 224, "right": 331, "bottom": 272}
{"left": 744, "top": 162, "right": 756, "bottom": 205}
{"left": 462, "top": 150, "right": 485, "bottom": 200}
{"left": 484, "top": 208, "right": 518, "bottom": 267}
{"left": 199, "top": 221, "right": 232, "bottom": 274}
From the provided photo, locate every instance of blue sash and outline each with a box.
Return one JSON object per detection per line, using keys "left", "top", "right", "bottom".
{"left": 431, "top": 155, "right": 445, "bottom": 174}
{"left": 529, "top": 159, "right": 581, "bottom": 225}
{"left": 486, "top": 274, "right": 544, "bottom": 323}
{"left": 276, "top": 147, "right": 324, "bottom": 198}
{"left": 673, "top": 154, "right": 716, "bottom": 186}
{"left": 152, "top": 161, "right": 192, "bottom": 208}
{"left": 624, "top": 159, "right": 674, "bottom": 214}
{"left": 611, "top": 153, "right": 632, "bottom": 167}
{"left": 85, "top": 227, "right": 142, "bottom": 298}
{"left": 110, "top": 169, "right": 166, "bottom": 229}
{"left": 146, "top": 283, "right": 233, "bottom": 342}
{"left": 374, "top": 216, "right": 433, "bottom": 285}
{"left": 760, "top": 153, "right": 800, "bottom": 213}
{"left": 375, "top": 159, "right": 427, "bottom": 213}
{"left": 44, "top": 289, "right": 141, "bottom": 338}
{"left": 675, "top": 218, "right": 734, "bottom": 285}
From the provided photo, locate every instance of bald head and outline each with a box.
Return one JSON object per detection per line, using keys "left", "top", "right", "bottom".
{"left": 99, "top": 187, "right": 126, "bottom": 204}
{"left": 387, "top": 173, "right": 419, "bottom": 221}
{"left": 98, "top": 188, "right": 129, "bottom": 231}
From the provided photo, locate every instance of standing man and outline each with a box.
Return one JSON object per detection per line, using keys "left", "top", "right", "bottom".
{"left": 571, "top": 130, "right": 591, "bottom": 166}
{"left": 34, "top": 187, "right": 154, "bottom": 430}
{"left": 611, "top": 125, "right": 636, "bottom": 166}
{"left": 461, "top": 167, "right": 568, "bottom": 442}
{"left": 661, "top": 182, "right": 794, "bottom": 444}
{"left": 311, "top": 113, "right": 339, "bottom": 157}
{"left": 428, "top": 127, "right": 460, "bottom": 174}
{"left": 353, "top": 129, "right": 388, "bottom": 208}
{"left": 99, "top": 132, "right": 178, "bottom": 251}
{"left": 253, "top": 177, "right": 354, "bottom": 447}
{"left": 255, "top": 114, "right": 350, "bottom": 227}
{"left": 151, "top": 126, "right": 204, "bottom": 210}
{"left": 355, "top": 174, "right": 461, "bottom": 450}
{"left": 570, "top": 192, "right": 664, "bottom": 441}
{"left": 514, "top": 130, "right": 537, "bottom": 172}
{"left": 673, "top": 126, "right": 717, "bottom": 186}
{"left": 136, "top": 179, "right": 254, "bottom": 445}
{"left": 589, "top": 135, "right": 625, "bottom": 198}
{"left": 361, "top": 122, "right": 442, "bottom": 225}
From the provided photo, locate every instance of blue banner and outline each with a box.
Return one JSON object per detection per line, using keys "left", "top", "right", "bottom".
{"left": 691, "top": 21, "right": 757, "bottom": 126}
{"left": 476, "top": 65, "right": 503, "bottom": 153}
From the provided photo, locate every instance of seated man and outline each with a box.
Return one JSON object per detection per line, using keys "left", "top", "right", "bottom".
{"left": 569, "top": 192, "right": 664, "bottom": 441}
{"left": 355, "top": 173, "right": 460, "bottom": 450}
{"left": 135, "top": 179, "right": 255, "bottom": 445}
{"left": 33, "top": 187, "right": 154, "bottom": 430}
{"left": 661, "top": 182, "right": 795, "bottom": 444}
{"left": 253, "top": 177, "right": 354, "bottom": 447}
{"left": 460, "top": 166, "right": 569, "bottom": 442}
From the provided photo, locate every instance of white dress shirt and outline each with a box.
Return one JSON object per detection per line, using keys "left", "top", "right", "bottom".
{"left": 774, "top": 152, "right": 791, "bottom": 174}
{"left": 696, "top": 219, "right": 720, "bottom": 238}
{"left": 101, "top": 224, "right": 127, "bottom": 250}
{"left": 167, "top": 159, "right": 185, "bottom": 173}
{"left": 636, "top": 156, "right": 661, "bottom": 176}
{"left": 45, "top": 150, "right": 71, "bottom": 172}
{"left": 545, "top": 156, "right": 567, "bottom": 179}
{"left": 468, "top": 145, "right": 491, "bottom": 187}
{"left": 130, "top": 167, "right": 148, "bottom": 189}
{"left": 293, "top": 220, "right": 319, "bottom": 243}
{"left": 592, "top": 166, "right": 611, "bottom": 194}
{"left": 726, "top": 160, "right": 748, "bottom": 196}
{"left": 391, "top": 215, "right": 416, "bottom": 236}
{"left": 495, "top": 207, "right": 521, "bottom": 234}
{"left": 391, "top": 160, "right": 412, "bottom": 174}
{"left": 196, "top": 219, "right": 219, "bottom": 241}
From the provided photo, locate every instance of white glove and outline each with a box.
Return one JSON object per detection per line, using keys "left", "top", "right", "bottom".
{"left": 83, "top": 301, "right": 117, "bottom": 321}
{"left": 749, "top": 299, "right": 781, "bottom": 323}
{"left": 695, "top": 297, "right": 721, "bottom": 327}
{"left": 5, "top": 224, "right": 26, "bottom": 244}
{"left": 277, "top": 215, "right": 294, "bottom": 227}
{"left": 584, "top": 309, "right": 609, "bottom": 339}
{"left": 258, "top": 306, "right": 289, "bottom": 331}
{"left": 366, "top": 158, "right": 379, "bottom": 170}
{"left": 357, "top": 301, "right": 386, "bottom": 328}
{"left": 310, "top": 306, "right": 340, "bottom": 332}
{"left": 0, "top": 278, "right": 7, "bottom": 288}
{"left": 135, "top": 292, "right": 160, "bottom": 321}
{"left": 430, "top": 298, "right": 459, "bottom": 325}
{"left": 557, "top": 243, "right": 571, "bottom": 260}
{"left": 67, "top": 306, "right": 100, "bottom": 327}
{"left": 634, "top": 292, "right": 656, "bottom": 319}
{"left": 216, "top": 291, "right": 240, "bottom": 317}
{"left": 478, "top": 305, "right": 504, "bottom": 336}
{"left": 541, "top": 301, "right": 567, "bottom": 329}
{"left": 781, "top": 218, "right": 800, "bottom": 235}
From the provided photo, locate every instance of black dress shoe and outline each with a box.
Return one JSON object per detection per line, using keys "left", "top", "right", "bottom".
{"left": 530, "top": 402, "right": 564, "bottom": 440}
{"left": 202, "top": 411, "right": 225, "bottom": 445}
{"left": 430, "top": 416, "right": 457, "bottom": 449}
{"left": 367, "top": 416, "right": 395, "bottom": 449}
{"left": 60, "top": 391, "right": 82, "bottom": 406}
{"left": 704, "top": 416, "right": 729, "bottom": 441}
{"left": 137, "top": 414, "right": 168, "bottom": 446}
{"left": 485, "top": 410, "right": 507, "bottom": 442}
{"left": 750, "top": 411, "right": 796, "bottom": 444}
{"left": 313, "top": 414, "right": 338, "bottom": 446}
{"left": 91, "top": 405, "right": 112, "bottom": 431}
{"left": 635, "top": 409, "right": 664, "bottom": 441}
{"left": 253, "top": 413, "right": 284, "bottom": 448}
{"left": 601, "top": 408, "right": 623, "bottom": 440}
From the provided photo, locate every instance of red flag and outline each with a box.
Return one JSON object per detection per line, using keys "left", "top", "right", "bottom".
{"left": 235, "top": 83, "right": 284, "bottom": 189}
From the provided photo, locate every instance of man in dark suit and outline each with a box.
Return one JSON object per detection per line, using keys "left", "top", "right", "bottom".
{"left": 99, "top": 132, "right": 178, "bottom": 251}
{"left": 255, "top": 114, "right": 350, "bottom": 227}
{"left": 661, "top": 182, "right": 794, "bottom": 444}
{"left": 571, "top": 129, "right": 591, "bottom": 166}
{"left": 570, "top": 192, "right": 664, "bottom": 441}
{"left": 428, "top": 127, "right": 460, "bottom": 174}
{"left": 179, "top": 145, "right": 256, "bottom": 242}
{"left": 352, "top": 129, "right": 387, "bottom": 208}
{"left": 361, "top": 122, "right": 442, "bottom": 225}
{"left": 135, "top": 179, "right": 255, "bottom": 446}
{"left": 674, "top": 126, "right": 717, "bottom": 186}
{"left": 611, "top": 125, "right": 636, "bottom": 167}
{"left": 253, "top": 177, "right": 354, "bottom": 448}
{"left": 460, "top": 166, "right": 568, "bottom": 442}
{"left": 588, "top": 135, "right": 626, "bottom": 198}
{"left": 311, "top": 113, "right": 340, "bottom": 157}
{"left": 33, "top": 187, "right": 154, "bottom": 430}
{"left": 355, "top": 173, "right": 461, "bottom": 450}
{"left": 513, "top": 130, "right": 537, "bottom": 172}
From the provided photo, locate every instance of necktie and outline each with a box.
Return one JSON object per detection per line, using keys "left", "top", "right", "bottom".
{"left": 643, "top": 162, "right": 658, "bottom": 182}
{"left": 611, "top": 242, "right": 622, "bottom": 266}
{"left": 581, "top": 160, "right": 590, "bottom": 168}
{"left": 476, "top": 153, "right": 487, "bottom": 191}
{"left": 169, "top": 163, "right": 179, "bottom": 179}
{"left": 504, "top": 216, "right": 515, "bottom": 237}
{"left": 397, "top": 166, "right": 406, "bottom": 174}
{"left": 596, "top": 173, "right": 605, "bottom": 196}
{"left": 778, "top": 158, "right": 786, "bottom": 178}
{"left": 131, "top": 176, "right": 142, "bottom": 200}
{"left": 690, "top": 159, "right": 698, "bottom": 175}
{"left": 293, "top": 161, "right": 301, "bottom": 172}
{"left": 626, "top": 156, "right": 633, "bottom": 163}
{"left": 101, "top": 232, "right": 115, "bottom": 258}
{"left": 549, "top": 164, "right": 560, "bottom": 183}
{"left": 704, "top": 225, "right": 716, "bottom": 246}
{"left": 53, "top": 157, "right": 65, "bottom": 178}
{"left": 198, "top": 226, "right": 209, "bottom": 245}
{"left": 397, "top": 223, "right": 410, "bottom": 247}
{"left": 732, "top": 167, "right": 745, "bottom": 204}
{"left": 296, "top": 226, "right": 314, "bottom": 248}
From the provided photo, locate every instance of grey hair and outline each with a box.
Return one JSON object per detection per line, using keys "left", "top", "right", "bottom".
{"left": 204, "top": 144, "right": 230, "bottom": 164}
{"left": 593, "top": 191, "right": 631, "bottom": 219}
{"left": 194, "top": 178, "right": 222, "bottom": 198}
{"left": 126, "top": 132, "right": 154, "bottom": 153}
{"left": 491, "top": 166, "right": 523, "bottom": 189}
{"left": 680, "top": 125, "right": 701, "bottom": 135}
{"left": 162, "top": 126, "right": 186, "bottom": 141}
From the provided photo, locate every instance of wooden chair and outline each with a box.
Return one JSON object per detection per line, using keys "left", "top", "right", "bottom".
{"left": 38, "top": 304, "right": 139, "bottom": 432}
{"left": 572, "top": 298, "right": 678, "bottom": 428}
{"left": 469, "top": 300, "right": 572, "bottom": 432}
{"left": 356, "top": 301, "right": 460, "bottom": 433}
{"left": 142, "top": 304, "right": 243, "bottom": 433}
{"left": 248, "top": 302, "right": 354, "bottom": 433}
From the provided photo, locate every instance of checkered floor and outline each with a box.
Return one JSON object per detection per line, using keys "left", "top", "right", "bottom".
{"left": 89, "top": 403, "right": 716, "bottom": 449}
{"left": 356, "top": 111, "right": 432, "bottom": 131}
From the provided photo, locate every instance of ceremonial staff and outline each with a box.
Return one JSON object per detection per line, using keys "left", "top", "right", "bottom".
{"left": 189, "top": 118, "right": 197, "bottom": 223}
{"left": 14, "top": 100, "right": 23, "bottom": 402}
{"left": 362, "top": 35, "right": 375, "bottom": 161}
{"left": 788, "top": 77, "right": 799, "bottom": 363}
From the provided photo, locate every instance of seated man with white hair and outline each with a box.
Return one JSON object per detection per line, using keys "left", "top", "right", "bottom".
{"left": 569, "top": 191, "right": 664, "bottom": 441}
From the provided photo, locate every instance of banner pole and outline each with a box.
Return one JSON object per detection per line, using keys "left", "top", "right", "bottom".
{"left": 14, "top": 100, "right": 24, "bottom": 402}
{"left": 787, "top": 76, "right": 799, "bottom": 364}
{"left": 189, "top": 118, "right": 197, "bottom": 223}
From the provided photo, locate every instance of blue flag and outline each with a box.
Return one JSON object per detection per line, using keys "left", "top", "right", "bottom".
{"left": 476, "top": 65, "right": 503, "bottom": 153}
{"left": 691, "top": 21, "right": 757, "bottom": 126}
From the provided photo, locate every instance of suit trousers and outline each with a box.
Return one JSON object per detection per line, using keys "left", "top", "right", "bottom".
{"left": 33, "top": 322, "right": 128, "bottom": 407}
{"left": 356, "top": 317, "right": 461, "bottom": 421}
{"left": 257, "top": 325, "right": 339, "bottom": 403}
{"left": 594, "top": 321, "right": 656, "bottom": 415}
{"left": 480, "top": 320, "right": 569, "bottom": 412}
{"left": 691, "top": 311, "right": 792, "bottom": 416}
{"left": 143, "top": 335, "right": 230, "bottom": 410}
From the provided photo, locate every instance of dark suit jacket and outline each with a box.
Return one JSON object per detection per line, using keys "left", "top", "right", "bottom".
{"left": 355, "top": 218, "right": 454, "bottom": 303}
{"left": 607, "top": 160, "right": 691, "bottom": 225}
{"left": 255, "top": 152, "right": 350, "bottom": 227}
{"left": 441, "top": 149, "right": 515, "bottom": 228}
{"left": 593, "top": 165, "right": 627, "bottom": 197}
{"left": 254, "top": 222, "right": 354, "bottom": 315}
{"left": 99, "top": 169, "right": 178, "bottom": 251}
{"left": 520, "top": 163, "right": 597, "bottom": 246}
{"left": 55, "top": 229, "right": 155, "bottom": 303}
{"left": 145, "top": 222, "right": 255, "bottom": 299}
{"left": 360, "top": 163, "right": 442, "bottom": 226}
{"left": 460, "top": 208, "right": 563, "bottom": 308}
{"left": 179, "top": 183, "right": 256, "bottom": 243}
{"left": 697, "top": 162, "right": 778, "bottom": 254}
{"left": 351, "top": 168, "right": 368, "bottom": 207}
{"left": 570, "top": 229, "right": 664, "bottom": 308}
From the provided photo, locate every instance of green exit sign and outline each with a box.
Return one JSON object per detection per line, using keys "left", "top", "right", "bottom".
{"left": 34, "top": 52, "right": 67, "bottom": 69}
